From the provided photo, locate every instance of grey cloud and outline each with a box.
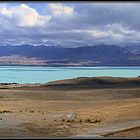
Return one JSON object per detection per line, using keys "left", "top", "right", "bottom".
{"left": 0, "top": 2, "right": 140, "bottom": 47}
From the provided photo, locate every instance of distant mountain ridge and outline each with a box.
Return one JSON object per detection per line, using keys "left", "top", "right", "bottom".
{"left": 125, "top": 45, "right": 140, "bottom": 55}
{"left": 0, "top": 45, "right": 139, "bottom": 66}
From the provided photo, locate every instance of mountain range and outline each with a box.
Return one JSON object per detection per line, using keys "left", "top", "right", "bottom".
{"left": 0, "top": 44, "right": 139, "bottom": 66}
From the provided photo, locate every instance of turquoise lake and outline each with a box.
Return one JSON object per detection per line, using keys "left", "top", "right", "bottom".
{"left": 0, "top": 66, "right": 139, "bottom": 84}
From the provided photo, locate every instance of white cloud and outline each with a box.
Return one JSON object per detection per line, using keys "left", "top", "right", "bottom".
{"left": 87, "top": 29, "right": 109, "bottom": 38}
{"left": 0, "top": 7, "right": 12, "bottom": 17}
{"left": 105, "top": 23, "right": 135, "bottom": 35}
{"left": 65, "top": 29, "right": 109, "bottom": 38}
{"left": 0, "top": 4, "right": 51, "bottom": 27}
{"left": 48, "top": 3, "right": 73, "bottom": 16}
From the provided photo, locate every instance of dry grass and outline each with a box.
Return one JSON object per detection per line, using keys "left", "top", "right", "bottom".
{"left": 0, "top": 77, "right": 139, "bottom": 137}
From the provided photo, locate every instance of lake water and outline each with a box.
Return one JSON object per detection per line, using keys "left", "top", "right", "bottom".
{"left": 0, "top": 66, "right": 139, "bottom": 84}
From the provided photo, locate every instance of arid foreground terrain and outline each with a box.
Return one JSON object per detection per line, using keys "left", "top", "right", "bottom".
{"left": 0, "top": 76, "right": 140, "bottom": 138}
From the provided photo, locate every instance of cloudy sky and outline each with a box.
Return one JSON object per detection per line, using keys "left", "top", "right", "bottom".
{"left": 0, "top": 2, "right": 140, "bottom": 47}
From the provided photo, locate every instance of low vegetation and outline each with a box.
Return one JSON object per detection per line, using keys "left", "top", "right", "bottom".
{"left": 0, "top": 110, "right": 12, "bottom": 114}
{"left": 58, "top": 116, "right": 102, "bottom": 124}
